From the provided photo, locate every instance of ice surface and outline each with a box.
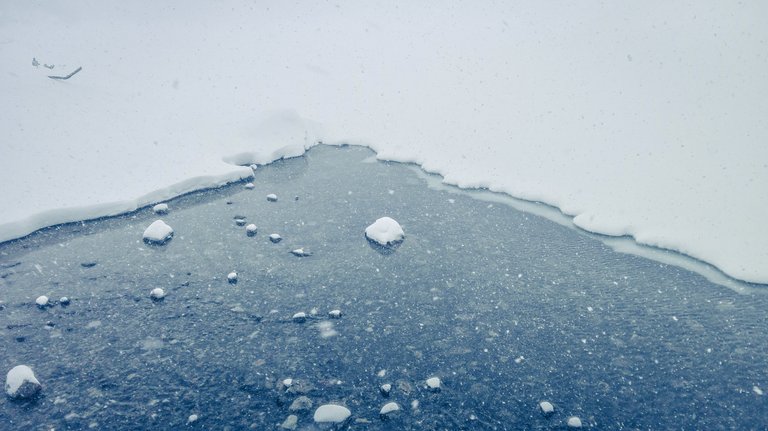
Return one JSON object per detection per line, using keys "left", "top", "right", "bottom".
{"left": 365, "top": 217, "right": 405, "bottom": 246}
{"left": 5, "top": 365, "right": 41, "bottom": 399}
{"left": 313, "top": 404, "right": 351, "bottom": 423}
{"left": 0, "top": 2, "right": 766, "bottom": 283}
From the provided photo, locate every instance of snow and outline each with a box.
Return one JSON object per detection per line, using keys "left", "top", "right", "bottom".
{"left": 35, "top": 295, "right": 49, "bottom": 307}
{"left": 365, "top": 217, "right": 405, "bottom": 246}
{"left": 149, "top": 288, "right": 165, "bottom": 300}
{"left": 142, "top": 220, "right": 173, "bottom": 244}
{"left": 313, "top": 404, "right": 351, "bottom": 423}
{"left": 5, "top": 365, "right": 41, "bottom": 399}
{"left": 1, "top": 2, "right": 766, "bottom": 283}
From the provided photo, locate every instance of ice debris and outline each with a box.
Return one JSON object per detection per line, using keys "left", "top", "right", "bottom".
{"left": 426, "top": 376, "right": 441, "bottom": 391}
{"left": 539, "top": 401, "right": 554, "bottom": 414}
{"left": 5, "top": 365, "right": 41, "bottom": 399}
{"left": 313, "top": 404, "right": 351, "bottom": 423}
{"left": 246, "top": 224, "right": 257, "bottom": 236}
{"left": 267, "top": 193, "right": 278, "bottom": 202}
{"left": 365, "top": 217, "right": 405, "bottom": 246}
{"left": 150, "top": 288, "right": 165, "bottom": 300}
{"left": 269, "top": 233, "right": 283, "bottom": 243}
{"left": 143, "top": 220, "right": 173, "bottom": 244}
{"left": 152, "top": 203, "right": 169, "bottom": 214}
{"left": 35, "top": 295, "right": 49, "bottom": 308}
{"left": 567, "top": 416, "right": 583, "bottom": 428}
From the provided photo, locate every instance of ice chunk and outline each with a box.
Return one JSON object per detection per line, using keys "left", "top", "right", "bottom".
{"left": 244, "top": 182, "right": 255, "bottom": 189}
{"left": 426, "top": 376, "right": 441, "bottom": 391}
{"left": 289, "top": 395, "right": 313, "bottom": 412}
{"left": 290, "top": 248, "right": 312, "bottom": 257}
{"left": 150, "top": 288, "right": 165, "bottom": 300}
{"left": 282, "top": 378, "right": 294, "bottom": 387}
{"left": 5, "top": 365, "right": 41, "bottom": 399}
{"left": 539, "top": 401, "right": 554, "bottom": 414}
{"left": 246, "top": 224, "right": 257, "bottom": 236}
{"left": 379, "top": 401, "right": 400, "bottom": 416}
{"left": 152, "top": 203, "right": 169, "bottom": 214}
{"left": 313, "top": 404, "right": 351, "bottom": 423}
{"left": 380, "top": 383, "right": 392, "bottom": 396}
{"left": 292, "top": 312, "right": 307, "bottom": 323}
{"left": 143, "top": 220, "right": 173, "bottom": 244}
{"left": 269, "top": 233, "right": 283, "bottom": 243}
{"left": 227, "top": 272, "right": 238, "bottom": 284}
{"left": 59, "top": 297, "right": 70, "bottom": 306}
{"left": 365, "top": 217, "right": 405, "bottom": 246}
{"left": 35, "top": 295, "right": 49, "bottom": 308}
{"left": 266, "top": 193, "right": 278, "bottom": 202}
{"left": 187, "top": 414, "right": 199, "bottom": 424}
{"left": 328, "top": 309, "right": 342, "bottom": 319}
{"left": 567, "top": 416, "right": 583, "bottom": 428}
{"left": 280, "top": 415, "right": 298, "bottom": 429}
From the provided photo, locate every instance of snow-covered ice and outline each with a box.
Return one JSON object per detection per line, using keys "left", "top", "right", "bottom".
{"left": 152, "top": 203, "right": 168, "bottom": 214}
{"left": 5, "top": 365, "right": 41, "bottom": 399}
{"left": 142, "top": 220, "right": 173, "bottom": 245}
{"left": 313, "top": 404, "right": 351, "bottom": 423}
{"left": 1, "top": 2, "right": 767, "bottom": 284}
{"left": 149, "top": 288, "right": 165, "bottom": 300}
{"left": 365, "top": 217, "right": 405, "bottom": 246}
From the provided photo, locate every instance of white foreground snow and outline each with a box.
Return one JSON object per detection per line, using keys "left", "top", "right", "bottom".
{"left": 313, "top": 404, "right": 351, "bottom": 423}
{"left": 142, "top": 220, "right": 173, "bottom": 244}
{"left": 5, "top": 365, "right": 41, "bottom": 399}
{"left": 365, "top": 217, "right": 405, "bottom": 246}
{"left": 1, "top": 2, "right": 767, "bottom": 283}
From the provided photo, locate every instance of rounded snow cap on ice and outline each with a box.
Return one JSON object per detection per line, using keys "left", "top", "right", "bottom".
{"left": 5, "top": 365, "right": 41, "bottom": 399}
{"left": 143, "top": 220, "right": 173, "bottom": 245}
{"left": 365, "top": 217, "right": 405, "bottom": 246}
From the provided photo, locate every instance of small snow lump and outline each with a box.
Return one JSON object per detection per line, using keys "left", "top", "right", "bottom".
{"left": 426, "top": 377, "right": 441, "bottom": 391}
{"left": 539, "top": 401, "right": 554, "bottom": 414}
{"left": 567, "top": 416, "right": 583, "bottom": 428}
{"left": 313, "top": 404, "right": 351, "bottom": 423}
{"left": 379, "top": 402, "right": 400, "bottom": 417}
{"left": 269, "top": 233, "right": 282, "bottom": 243}
{"left": 246, "top": 224, "right": 257, "bottom": 236}
{"left": 365, "top": 217, "right": 405, "bottom": 246}
{"left": 227, "top": 272, "right": 238, "bottom": 284}
{"left": 292, "top": 312, "right": 307, "bottom": 323}
{"left": 266, "top": 193, "right": 278, "bottom": 202}
{"left": 290, "top": 248, "right": 312, "bottom": 257}
{"left": 152, "top": 203, "right": 169, "bottom": 214}
{"left": 35, "top": 295, "right": 49, "bottom": 308}
{"left": 5, "top": 365, "right": 41, "bottom": 399}
{"left": 328, "top": 309, "right": 342, "bottom": 319}
{"left": 150, "top": 288, "right": 165, "bottom": 300}
{"left": 143, "top": 220, "right": 173, "bottom": 244}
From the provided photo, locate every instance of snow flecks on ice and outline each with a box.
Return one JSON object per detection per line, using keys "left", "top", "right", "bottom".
{"left": 143, "top": 220, "right": 173, "bottom": 245}
{"left": 313, "top": 404, "right": 351, "bottom": 424}
{"left": 152, "top": 203, "right": 169, "bottom": 214}
{"left": 150, "top": 288, "right": 165, "bottom": 300}
{"left": 365, "top": 217, "right": 405, "bottom": 246}
{"left": 5, "top": 365, "right": 41, "bottom": 399}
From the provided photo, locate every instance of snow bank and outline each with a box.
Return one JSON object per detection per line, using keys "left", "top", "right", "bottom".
{"left": 1, "top": 1, "right": 766, "bottom": 283}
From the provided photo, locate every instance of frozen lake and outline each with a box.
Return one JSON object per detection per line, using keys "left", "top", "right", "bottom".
{"left": 1, "top": 145, "right": 766, "bottom": 430}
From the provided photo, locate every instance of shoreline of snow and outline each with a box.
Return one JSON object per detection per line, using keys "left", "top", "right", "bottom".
{"left": 1, "top": 1, "right": 766, "bottom": 284}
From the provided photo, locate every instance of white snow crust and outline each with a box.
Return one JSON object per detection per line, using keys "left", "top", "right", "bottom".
{"left": 365, "top": 217, "right": 405, "bottom": 246}
{"left": 1, "top": 2, "right": 766, "bottom": 283}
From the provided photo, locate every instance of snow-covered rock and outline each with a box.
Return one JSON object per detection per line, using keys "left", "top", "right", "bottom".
{"left": 152, "top": 203, "right": 169, "bottom": 214}
{"left": 246, "top": 224, "right": 257, "bottom": 236}
{"left": 380, "top": 383, "right": 392, "bottom": 396}
{"left": 35, "top": 295, "right": 49, "bottom": 308}
{"left": 379, "top": 402, "right": 400, "bottom": 417}
{"left": 328, "top": 309, "right": 342, "bottom": 319}
{"left": 5, "top": 365, "right": 41, "bottom": 399}
{"left": 313, "top": 404, "right": 351, "bottom": 423}
{"left": 290, "top": 248, "right": 312, "bottom": 257}
{"left": 143, "top": 220, "right": 173, "bottom": 244}
{"left": 567, "top": 416, "right": 583, "bottom": 428}
{"left": 292, "top": 312, "right": 307, "bottom": 323}
{"left": 267, "top": 193, "right": 278, "bottom": 202}
{"left": 269, "top": 233, "right": 282, "bottom": 243}
{"left": 365, "top": 217, "right": 405, "bottom": 246}
{"left": 150, "top": 288, "right": 165, "bottom": 300}
{"left": 539, "top": 401, "right": 554, "bottom": 414}
{"left": 426, "top": 377, "right": 441, "bottom": 391}
{"left": 289, "top": 395, "right": 313, "bottom": 412}
{"left": 227, "top": 272, "right": 238, "bottom": 284}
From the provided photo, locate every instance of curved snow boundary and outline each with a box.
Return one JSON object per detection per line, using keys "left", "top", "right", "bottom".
{"left": 0, "top": 169, "right": 253, "bottom": 244}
